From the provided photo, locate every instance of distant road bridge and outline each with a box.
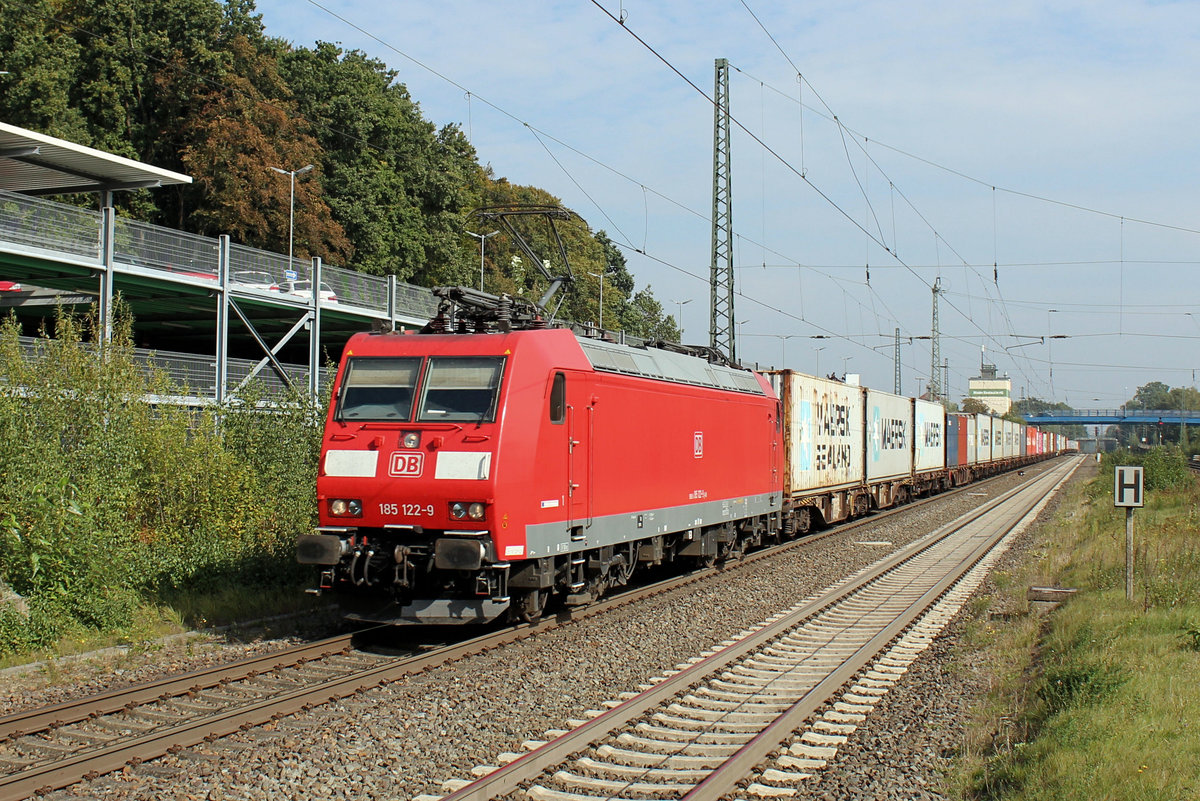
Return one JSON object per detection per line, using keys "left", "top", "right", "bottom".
{"left": 1023, "top": 409, "right": 1200, "bottom": 426}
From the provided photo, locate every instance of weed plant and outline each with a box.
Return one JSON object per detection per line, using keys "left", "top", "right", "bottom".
{"left": 0, "top": 306, "right": 324, "bottom": 654}
{"left": 956, "top": 457, "right": 1200, "bottom": 800}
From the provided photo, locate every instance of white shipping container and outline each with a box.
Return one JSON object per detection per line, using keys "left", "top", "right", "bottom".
{"left": 991, "top": 417, "right": 1004, "bottom": 463}
{"left": 1002, "top": 419, "right": 1018, "bottom": 459}
{"left": 975, "top": 414, "right": 993, "bottom": 464}
{"left": 914, "top": 399, "right": 946, "bottom": 472}
{"left": 867, "top": 389, "right": 914, "bottom": 481}
{"left": 773, "top": 371, "right": 865, "bottom": 493}
{"left": 965, "top": 415, "right": 977, "bottom": 464}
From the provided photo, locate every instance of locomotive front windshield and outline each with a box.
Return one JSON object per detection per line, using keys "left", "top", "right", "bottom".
{"left": 417, "top": 357, "right": 504, "bottom": 422}
{"left": 335, "top": 355, "right": 505, "bottom": 423}
{"left": 336, "top": 357, "right": 421, "bottom": 421}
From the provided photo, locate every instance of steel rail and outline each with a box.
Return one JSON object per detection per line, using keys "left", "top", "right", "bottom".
{"left": 0, "top": 635, "right": 360, "bottom": 741}
{"left": 436, "top": 457, "right": 1079, "bottom": 800}
{"left": 0, "top": 457, "right": 1061, "bottom": 800}
{"left": 684, "top": 457, "right": 1079, "bottom": 798}
{"left": 3, "top": 458, "right": 1032, "bottom": 745}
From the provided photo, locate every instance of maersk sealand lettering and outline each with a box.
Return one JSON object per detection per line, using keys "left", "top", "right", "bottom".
{"left": 879, "top": 417, "right": 907, "bottom": 450}
{"left": 815, "top": 442, "right": 854, "bottom": 470}
{"left": 815, "top": 395, "right": 851, "bottom": 437}
{"left": 810, "top": 390, "right": 854, "bottom": 474}
{"left": 923, "top": 421, "right": 942, "bottom": 448}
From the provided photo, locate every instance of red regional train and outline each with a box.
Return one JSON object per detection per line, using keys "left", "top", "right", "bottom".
{"left": 298, "top": 291, "right": 1071, "bottom": 625}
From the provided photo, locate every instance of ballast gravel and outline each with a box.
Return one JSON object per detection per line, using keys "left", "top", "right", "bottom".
{"left": 2, "top": 463, "right": 1079, "bottom": 801}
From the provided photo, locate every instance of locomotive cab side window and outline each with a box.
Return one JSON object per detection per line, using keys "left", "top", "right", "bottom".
{"left": 336, "top": 357, "right": 421, "bottom": 421}
{"left": 549, "top": 372, "right": 566, "bottom": 424}
{"left": 417, "top": 357, "right": 505, "bottom": 422}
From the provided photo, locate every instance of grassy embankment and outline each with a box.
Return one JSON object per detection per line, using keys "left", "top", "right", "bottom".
{"left": 0, "top": 307, "right": 330, "bottom": 666}
{"left": 950, "top": 450, "right": 1200, "bottom": 800}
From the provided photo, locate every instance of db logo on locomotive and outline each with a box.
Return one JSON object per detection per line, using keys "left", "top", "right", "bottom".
{"left": 389, "top": 451, "right": 424, "bottom": 477}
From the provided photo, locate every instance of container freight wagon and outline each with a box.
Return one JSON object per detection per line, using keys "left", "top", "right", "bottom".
{"left": 990, "top": 417, "right": 1005, "bottom": 465}
{"left": 946, "top": 413, "right": 972, "bottom": 484}
{"left": 1002, "top": 419, "right": 1020, "bottom": 460}
{"left": 772, "top": 370, "right": 866, "bottom": 530}
{"left": 866, "top": 389, "right": 915, "bottom": 506}
{"left": 973, "top": 414, "right": 992, "bottom": 466}
{"left": 913, "top": 398, "right": 947, "bottom": 494}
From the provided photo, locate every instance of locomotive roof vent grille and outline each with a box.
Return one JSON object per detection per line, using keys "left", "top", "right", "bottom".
{"left": 578, "top": 338, "right": 765, "bottom": 396}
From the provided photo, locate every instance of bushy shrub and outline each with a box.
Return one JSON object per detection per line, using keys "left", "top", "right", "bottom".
{"left": 1092, "top": 447, "right": 1190, "bottom": 499}
{"left": 0, "top": 306, "right": 322, "bottom": 653}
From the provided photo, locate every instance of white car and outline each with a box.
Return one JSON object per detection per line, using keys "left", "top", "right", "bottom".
{"left": 233, "top": 270, "right": 279, "bottom": 291}
{"left": 278, "top": 279, "right": 337, "bottom": 303}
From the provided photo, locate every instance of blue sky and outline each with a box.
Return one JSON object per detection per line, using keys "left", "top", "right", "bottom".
{"left": 252, "top": 0, "right": 1200, "bottom": 409}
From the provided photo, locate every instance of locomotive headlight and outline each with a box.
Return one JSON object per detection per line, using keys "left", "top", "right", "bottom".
{"left": 449, "top": 501, "right": 486, "bottom": 521}
{"left": 329, "top": 498, "right": 363, "bottom": 518}
{"left": 401, "top": 431, "right": 421, "bottom": 449}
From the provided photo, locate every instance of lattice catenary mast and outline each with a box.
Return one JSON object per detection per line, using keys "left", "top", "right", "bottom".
{"left": 710, "top": 58, "right": 735, "bottom": 362}
{"left": 929, "top": 277, "right": 943, "bottom": 402}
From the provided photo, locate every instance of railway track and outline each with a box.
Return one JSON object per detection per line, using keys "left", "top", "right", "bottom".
{"left": 0, "top": 462, "right": 1062, "bottom": 801}
{"left": 426, "top": 456, "right": 1080, "bottom": 800}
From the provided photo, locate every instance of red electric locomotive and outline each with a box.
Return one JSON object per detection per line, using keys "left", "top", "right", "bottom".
{"left": 298, "top": 290, "right": 783, "bottom": 624}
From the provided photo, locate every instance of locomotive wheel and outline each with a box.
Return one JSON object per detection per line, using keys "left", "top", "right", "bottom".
{"left": 513, "top": 589, "right": 549, "bottom": 624}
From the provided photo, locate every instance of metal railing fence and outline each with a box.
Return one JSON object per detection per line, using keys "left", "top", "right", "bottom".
{"left": 7, "top": 335, "right": 327, "bottom": 403}
{"left": 0, "top": 189, "right": 437, "bottom": 320}
{"left": 0, "top": 191, "right": 102, "bottom": 259}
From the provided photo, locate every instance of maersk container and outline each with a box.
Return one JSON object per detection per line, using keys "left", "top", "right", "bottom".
{"left": 1002, "top": 419, "right": 1019, "bottom": 459}
{"left": 866, "top": 389, "right": 914, "bottom": 482}
{"left": 773, "top": 371, "right": 865, "bottom": 494}
{"left": 991, "top": 417, "right": 1005, "bottom": 462}
{"left": 974, "top": 414, "right": 993, "bottom": 464}
{"left": 914, "top": 399, "right": 946, "bottom": 473}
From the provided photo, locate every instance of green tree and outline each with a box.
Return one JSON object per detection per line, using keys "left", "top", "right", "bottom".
{"left": 620, "top": 287, "right": 679, "bottom": 341}
{"left": 0, "top": 0, "right": 89, "bottom": 142}
{"left": 961, "top": 397, "right": 990, "bottom": 414}
{"left": 279, "top": 42, "right": 477, "bottom": 283}
{"left": 179, "top": 35, "right": 351, "bottom": 262}
{"left": 1132, "top": 381, "right": 1172, "bottom": 411}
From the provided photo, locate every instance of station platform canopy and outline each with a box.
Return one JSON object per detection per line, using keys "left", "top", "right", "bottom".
{"left": 0, "top": 121, "right": 191, "bottom": 197}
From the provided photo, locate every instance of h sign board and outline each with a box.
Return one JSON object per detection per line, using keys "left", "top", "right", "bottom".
{"left": 1114, "top": 466, "right": 1144, "bottom": 508}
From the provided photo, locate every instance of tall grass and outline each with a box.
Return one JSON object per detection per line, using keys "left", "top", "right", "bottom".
{"left": 0, "top": 305, "right": 324, "bottom": 654}
{"left": 955, "top": 456, "right": 1200, "bottom": 800}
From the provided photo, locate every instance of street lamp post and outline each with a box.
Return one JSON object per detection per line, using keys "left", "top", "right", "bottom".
{"left": 1047, "top": 309, "right": 1059, "bottom": 399}
{"left": 270, "top": 164, "right": 314, "bottom": 269}
{"left": 587, "top": 271, "right": 615, "bottom": 329}
{"left": 813, "top": 346, "right": 825, "bottom": 376}
{"left": 740, "top": 333, "right": 808, "bottom": 369}
{"left": 466, "top": 230, "right": 500, "bottom": 291}
{"left": 671, "top": 298, "right": 692, "bottom": 339}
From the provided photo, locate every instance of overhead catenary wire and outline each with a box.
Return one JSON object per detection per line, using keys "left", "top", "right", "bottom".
{"left": 32, "top": 0, "right": 1193, "bottom": 398}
